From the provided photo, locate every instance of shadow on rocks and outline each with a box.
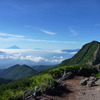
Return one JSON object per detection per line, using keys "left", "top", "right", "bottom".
{"left": 45, "top": 84, "right": 71, "bottom": 96}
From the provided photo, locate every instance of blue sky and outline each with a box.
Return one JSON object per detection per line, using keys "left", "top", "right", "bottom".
{"left": 0, "top": 0, "right": 100, "bottom": 50}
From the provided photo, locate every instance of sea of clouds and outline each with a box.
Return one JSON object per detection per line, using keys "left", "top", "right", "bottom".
{"left": 0, "top": 49, "right": 77, "bottom": 69}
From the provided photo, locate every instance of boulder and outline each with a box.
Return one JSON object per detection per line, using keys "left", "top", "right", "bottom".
{"left": 87, "top": 81, "right": 95, "bottom": 87}
{"left": 89, "top": 76, "right": 96, "bottom": 81}
{"left": 80, "top": 78, "right": 89, "bottom": 86}
{"left": 95, "top": 78, "right": 100, "bottom": 85}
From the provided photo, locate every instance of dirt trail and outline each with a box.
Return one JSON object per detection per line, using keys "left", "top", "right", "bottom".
{"left": 27, "top": 76, "right": 100, "bottom": 100}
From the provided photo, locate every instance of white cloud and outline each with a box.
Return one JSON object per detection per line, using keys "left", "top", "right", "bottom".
{"left": 0, "top": 32, "right": 25, "bottom": 38}
{"left": 0, "top": 48, "right": 78, "bottom": 68}
{"left": 0, "top": 49, "right": 76, "bottom": 54}
{"left": 69, "top": 52, "right": 77, "bottom": 54}
{"left": 39, "top": 29, "right": 56, "bottom": 35}
{"left": 0, "top": 37, "right": 23, "bottom": 41}
{"left": 26, "top": 38, "right": 79, "bottom": 44}
{"left": 69, "top": 27, "right": 79, "bottom": 36}
{"left": 24, "top": 25, "right": 56, "bottom": 35}
{"left": 0, "top": 32, "right": 79, "bottom": 44}
{"left": 0, "top": 49, "right": 34, "bottom": 53}
{"left": 51, "top": 50, "right": 66, "bottom": 53}
{"left": 51, "top": 59, "right": 62, "bottom": 63}
{"left": 0, "top": 53, "right": 62, "bottom": 64}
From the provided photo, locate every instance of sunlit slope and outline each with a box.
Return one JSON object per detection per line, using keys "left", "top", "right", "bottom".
{"left": 60, "top": 41, "right": 100, "bottom": 66}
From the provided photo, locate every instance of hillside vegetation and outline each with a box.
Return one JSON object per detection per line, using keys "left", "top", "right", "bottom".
{"left": 0, "top": 78, "right": 12, "bottom": 85}
{"left": 60, "top": 41, "right": 100, "bottom": 66}
{"left": 0, "top": 73, "right": 56, "bottom": 100}
{"left": 0, "top": 63, "right": 95, "bottom": 100}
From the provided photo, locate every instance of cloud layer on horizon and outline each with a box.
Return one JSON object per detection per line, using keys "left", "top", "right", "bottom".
{"left": 0, "top": 49, "right": 77, "bottom": 68}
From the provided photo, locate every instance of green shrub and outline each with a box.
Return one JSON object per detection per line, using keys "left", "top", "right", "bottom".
{"left": 0, "top": 73, "right": 56, "bottom": 100}
{"left": 95, "top": 73, "right": 100, "bottom": 77}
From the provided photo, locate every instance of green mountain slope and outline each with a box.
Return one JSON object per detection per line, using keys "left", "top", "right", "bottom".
{"left": 0, "top": 64, "right": 37, "bottom": 80}
{"left": 0, "top": 78, "right": 12, "bottom": 85}
{"left": 60, "top": 41, "right": 100, "bottom": 66}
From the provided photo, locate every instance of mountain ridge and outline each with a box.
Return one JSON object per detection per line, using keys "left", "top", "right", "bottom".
{"left": 60, "top": 41, "right": 100, "bottom": 66}
{"left": 7, "top": 45, "right": 21, "bottom": 49}
{"left": 62, "top": 49, "right": 80, "bottom": 53}
{"left": 0, "top": 64, "right": 37, "bottom": 80}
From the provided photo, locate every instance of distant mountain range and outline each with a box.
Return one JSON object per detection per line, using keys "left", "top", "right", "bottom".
{"left": 33, "top": 65, "right": 57, "bottom": 72}
{"left": 0, "top": 64, "right": 56, "bottom": 80}
{"left": 60, "top": 41, "right": 100, "bottom": 66}
{"left": 0, "top": 64, "right": 37, "bottom": 80}
{"left": 62, "top": 49, "right": 80, "bottom": 53}
{"left": 7, "top": 45, "right": 21, "bottom": 49}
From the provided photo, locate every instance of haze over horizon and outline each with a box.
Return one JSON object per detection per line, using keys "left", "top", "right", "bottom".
{"left": 0, "top": 0, "right": 100, "bottom": 50}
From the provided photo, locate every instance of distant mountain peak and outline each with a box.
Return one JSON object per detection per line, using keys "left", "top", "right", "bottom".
{"left": 7, "top": 45, "right": 21, "bottom": 49}
{"left": 91, "top": 40, "right": 100, "bottom": 43}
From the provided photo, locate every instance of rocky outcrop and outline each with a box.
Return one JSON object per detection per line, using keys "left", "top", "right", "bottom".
{"left": 80, "top": 76, "right": 100, "bottom": 87}
{"left": 95, "top": 78, "right": 100, "bottom": 85}
{"left": 80, "top": 78, "right": 89, "bottom": 86}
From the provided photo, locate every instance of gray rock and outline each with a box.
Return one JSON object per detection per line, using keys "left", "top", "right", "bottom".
{"left": 57, "top": 72, "right": 72, "bottom": 83}
{"left": 80, "top": 78, "right": 89, "bottom": 86}
{"left": 80, "top": 76, "right": 100, "bottom": 87}
{"left": 89, "top": 76, "right": 96, "bottom": 81}
{"left": 95, "top": 79, "right": 100, "bottom": 85}
{"left": 87, "top": 81, "right": 95, "bottom": 87}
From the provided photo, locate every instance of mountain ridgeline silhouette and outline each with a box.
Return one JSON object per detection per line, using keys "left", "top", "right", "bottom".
{"left": 7, "top": 45, "right": 21, "bottom": 49}
{"left": 0, "top": 64, "right": 37, "bottom": 80}
{"left": 60, "top": 41, "right": 100, "bottom": 66}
